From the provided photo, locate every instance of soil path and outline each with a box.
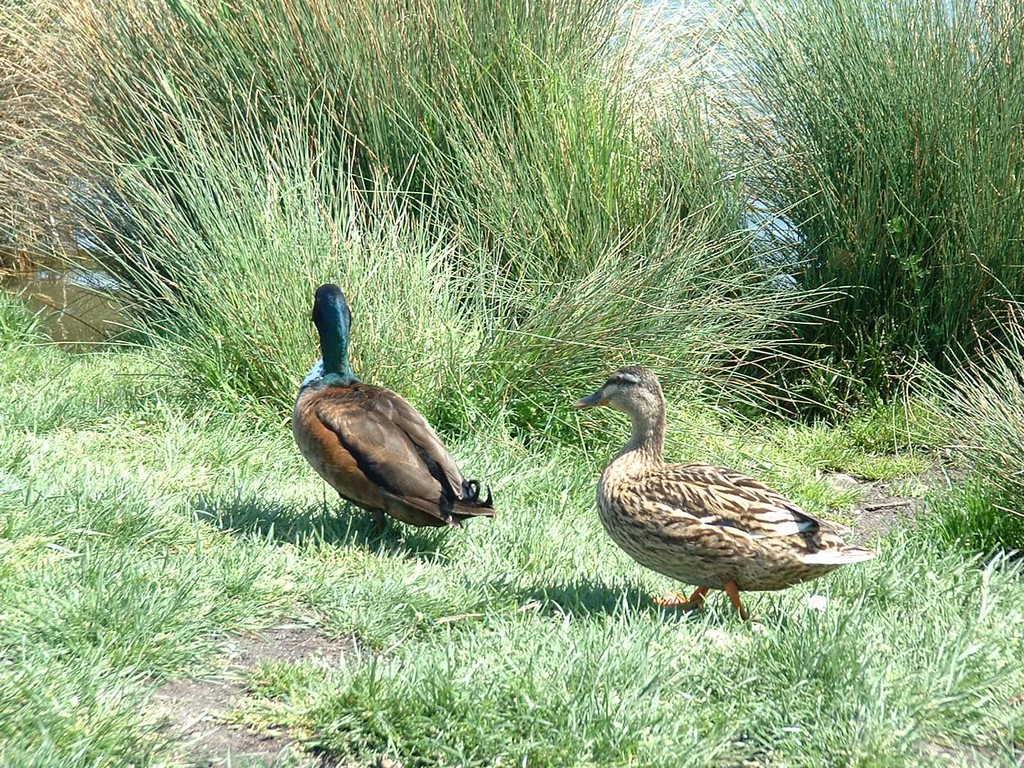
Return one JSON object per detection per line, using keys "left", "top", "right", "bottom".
{"left": 149, "top": 622, "right": 355, "bottom": 767}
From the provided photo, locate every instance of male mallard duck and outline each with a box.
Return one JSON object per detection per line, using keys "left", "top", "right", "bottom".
{"left": 293, "top": 283, "right": 495, "bottom": 530}
{"left": 575, "top": 366, "right": 874, "bottom": 619}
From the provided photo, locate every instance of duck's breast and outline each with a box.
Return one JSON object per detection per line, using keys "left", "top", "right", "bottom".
{"left": 596, "top": 470, "right": 730, "bottom": 588}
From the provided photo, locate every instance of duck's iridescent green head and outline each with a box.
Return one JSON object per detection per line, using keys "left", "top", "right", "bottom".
{"left": 309, "top": 283, "right": 357, "bottom": 386}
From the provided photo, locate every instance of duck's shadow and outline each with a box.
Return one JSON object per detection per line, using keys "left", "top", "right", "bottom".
{"left": 512, "top": 579, "right": 698, "bottom": 620}
{"left": 511, "top": 580, "right": 775, "bottom": 624}
{"left": 193, "top": 492, "right": 450, "bottom": 560}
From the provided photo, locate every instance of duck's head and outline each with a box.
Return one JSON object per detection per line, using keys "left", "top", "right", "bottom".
{"left": 574, "top": 366, "right": 664, "bottom": 417}
{"left": 310, "top": 283, "right": 357, "bottom": 385}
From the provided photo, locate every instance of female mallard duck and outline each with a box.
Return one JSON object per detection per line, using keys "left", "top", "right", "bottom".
{"left": 293, "top": 283, "right": 495, "bottom": 530}
{"left": 575, "top": 366, "right": 874, "bottom": 619}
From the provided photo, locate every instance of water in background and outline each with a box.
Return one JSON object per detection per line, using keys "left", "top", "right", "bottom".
{"left": 2, "top": 246, "right": 126, "bottom": 345}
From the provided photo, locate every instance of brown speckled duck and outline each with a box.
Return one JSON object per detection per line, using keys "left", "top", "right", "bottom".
{"left": 575, "top": 366, "right": 874, "bottom": 619}
{"left": 293, "top": 284, "right": 495, "bottom": 530}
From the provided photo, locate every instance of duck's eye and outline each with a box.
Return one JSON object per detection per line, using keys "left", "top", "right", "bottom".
{"left": 609, "top": 373, "right": 640, "bottom": 387}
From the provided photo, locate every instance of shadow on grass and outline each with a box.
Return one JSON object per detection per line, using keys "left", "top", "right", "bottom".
{"left": 513, "top": 579, "right": 701, "bottom": 620}
{"left": 513, "top": 579, "right": 775, "bottom": 624}
{"left": 192, "top": 492, "right": 451, "bottom": 560}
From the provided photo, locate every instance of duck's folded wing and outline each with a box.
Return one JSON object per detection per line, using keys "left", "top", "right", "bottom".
{"left": 313, "top": 391, "right": 457, "bottom": 511}
{"left": 648, "top": 463, "right": 824, "bottom": 540}
{"left": 360, "top": 387, "right": 470, "bottom": 494}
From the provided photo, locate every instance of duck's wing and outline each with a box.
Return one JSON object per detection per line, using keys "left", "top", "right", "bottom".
{"left": 300, "top": 384, "right": 492, "bottom": 523}
{"left": 361, "top": 387, "right": 494, "bottom": 509}
{"left": 357, "top": 386, "right": 467, "bottom": 493}
{"left": 663, "top": 463, "right": 824, "bottom": 538}
{"left": 640, "top": 463, "right": 872, "bottom": 563}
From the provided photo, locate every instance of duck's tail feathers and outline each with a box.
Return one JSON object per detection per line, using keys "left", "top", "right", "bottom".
{"left": 800, "top": 545, "right": 875, "bottom": 566}
{"left": 451, "top": 478, "right": 495, "bottom": 519}
{"left": 461, "top": 479, "right": 494, "bottom": 507}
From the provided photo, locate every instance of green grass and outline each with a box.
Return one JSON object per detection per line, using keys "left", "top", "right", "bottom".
{"left": 0, "top": 286, "right": 42, "bottom": 343}
{"left": 919, "top": 479, "right": 1024, "bottom": 556}
{"left": 1, "top": 298, "right": 1021, "bottom": 766}
{"left": 250, "top": 535, "right": 1022, "bottom": 767}
{"left": 920, "top": 312, "right": 1024, "bottom": 552}
{"left": 730, "top": 0, "right": 1024, "bottom": 400}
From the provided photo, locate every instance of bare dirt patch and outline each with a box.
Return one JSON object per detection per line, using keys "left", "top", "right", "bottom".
{"left": 823, "top": 472, "right": 919, "bottom": 543}
{"left": 827, "top": 463, "right": 963, "bottom": 544}
{"left": 221, "top": 623, "right": 356, "bottom": 669}
{"left": 149, "top": 677, "right": 302, "bottom": 767}
{"left": 149, "top": 621, "right": 356, "bottom": 767}
{"left": 917, "top": 738, "right": 1024, "bottom": 767}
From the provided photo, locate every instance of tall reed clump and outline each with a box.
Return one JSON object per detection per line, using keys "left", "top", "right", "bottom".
{"left": 28, "top": 0, "right": 822, "bottom": 435}
{"left": 54, "top": 0, "right": 737, "bottom": 271}
{"left": 922, "top": 310, "right": 1024, "bottom": 552}
{"left": 82, "top": 101, "right": 812, "bottom": 437}
{"left": 0, "top": 0, "right": 71, "bottom": 262}
{"left": 729, "top": 0, "right": 1024, "bottom": 402}
{"left": 73, "top": 106, "right": 481, "bottom": 416}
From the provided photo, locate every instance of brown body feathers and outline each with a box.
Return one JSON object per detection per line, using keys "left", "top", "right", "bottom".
{"left": 576, "top": 366, "right": 873, "bottom": 617}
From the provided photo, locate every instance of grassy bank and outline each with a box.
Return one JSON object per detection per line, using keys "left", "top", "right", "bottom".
{"left": 2, "top": 0, "right": 1024, "bottom": 761}
{"left": 1, "top": 297, "right": 1022, "bottom": 766}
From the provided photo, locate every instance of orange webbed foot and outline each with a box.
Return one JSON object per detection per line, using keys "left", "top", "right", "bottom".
{"left": 655, "top": 586, "right": 709, "bottom": 612}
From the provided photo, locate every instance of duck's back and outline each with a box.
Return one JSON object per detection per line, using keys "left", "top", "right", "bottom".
{"left": 294, "top": 382, "right": 491, "bottom": 526}
{"left": 597, "top": 458, "right": 874, "bottom": 591}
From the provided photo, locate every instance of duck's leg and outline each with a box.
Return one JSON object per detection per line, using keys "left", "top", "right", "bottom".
{"left": 723, "top": 581, "right": 749, "bottom": 620}
{"left": 655, "top": 586, "right": 709, "bottom": 611}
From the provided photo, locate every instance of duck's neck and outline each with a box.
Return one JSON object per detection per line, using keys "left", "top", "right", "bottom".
{"left": 310, "top": 319, "right": 357, "bottom": 387}
{"left": 618, "top": 401, "right": 666, "bottom": 464}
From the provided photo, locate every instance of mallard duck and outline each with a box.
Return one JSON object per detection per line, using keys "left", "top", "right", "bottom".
{"left": 574, "top": 366, "right": 874, "bottom": 619}
{"left": 293, "top": 283, "right": 495, "bottom": 530}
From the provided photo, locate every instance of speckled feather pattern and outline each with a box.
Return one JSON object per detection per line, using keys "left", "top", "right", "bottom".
{"left": 598, "top": 453, "right": 870, "bottom": 591}
{"left": 580, "top": 365, "right": 874, "bottom": 597}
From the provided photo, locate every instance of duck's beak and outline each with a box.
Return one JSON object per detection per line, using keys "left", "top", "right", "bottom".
{"left": 574, "top": 389, "right": 605, "bottom": 409}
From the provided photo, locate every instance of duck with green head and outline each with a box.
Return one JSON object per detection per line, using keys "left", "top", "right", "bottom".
{"left": 293, "top": 283, "right": 495, "bottom": 530}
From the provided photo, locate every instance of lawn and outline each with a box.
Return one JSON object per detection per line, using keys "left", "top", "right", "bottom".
{"left": 1, "top": 301, "right": 1021, "bottom": 767}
